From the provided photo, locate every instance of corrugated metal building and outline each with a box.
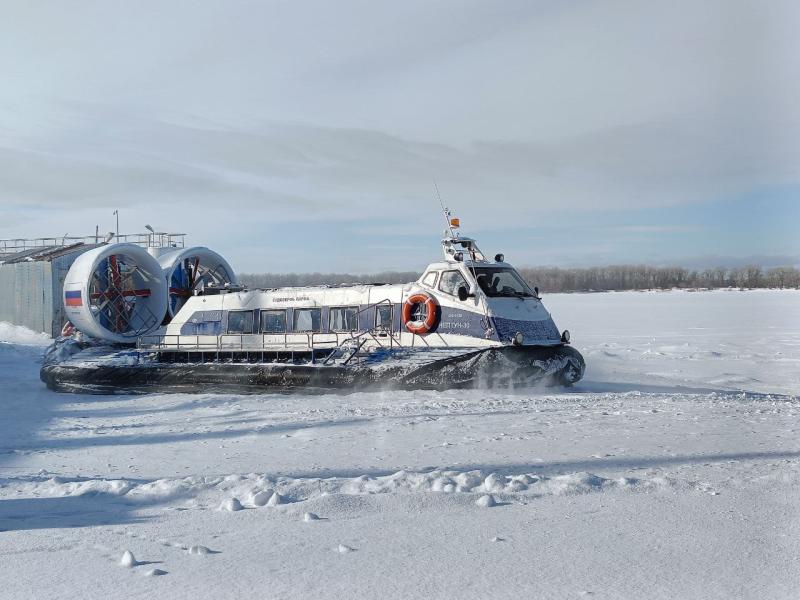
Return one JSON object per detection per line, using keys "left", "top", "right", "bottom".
{"left": 0, "top": 243, "right": 100, "bottom": 336}
{"left": 0, "top": 232, "right": 187, "bottom": 337}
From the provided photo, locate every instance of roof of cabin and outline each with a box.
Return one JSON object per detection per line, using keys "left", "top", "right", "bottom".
{"left": 247, "top": 281, "right": 408, "bottom": 294}
{"left": 0, "top": 243, "right": 102, "bottom": 264}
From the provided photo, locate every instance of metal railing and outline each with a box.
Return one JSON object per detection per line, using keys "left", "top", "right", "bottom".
{"left": 139, "top": 331, "right": 344, "bottom": 352}
{"left": 0, "top": 232, "right": 186, "bottom": 253}
{"left": 136, "top": 298, "right": 406, "bottom": 364}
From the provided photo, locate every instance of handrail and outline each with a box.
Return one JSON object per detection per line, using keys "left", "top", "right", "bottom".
{"left": 0, "top": 232, "right": 186, "bottom": 253}
{"left": 137, "top": 331, "right": 334, "bottom": 352}
{"left": 138, "top": 295, "right": 405, "bottom": 353}
{"left": 137, "top": 328, "right": 398, "bottom": 352}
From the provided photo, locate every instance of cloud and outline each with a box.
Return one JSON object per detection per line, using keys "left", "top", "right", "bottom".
{"left": 0, "top": 0, "right": 797, "bottom": 270}
{"left": 613, "top": 225, "right": 701, "bottom": 234}
{"left": 1, "top": 108, "right": 794, "bottom": 219}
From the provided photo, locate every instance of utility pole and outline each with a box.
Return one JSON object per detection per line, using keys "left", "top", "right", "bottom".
{"left": 113, "top": 210, "right": 119, "bottom": 239}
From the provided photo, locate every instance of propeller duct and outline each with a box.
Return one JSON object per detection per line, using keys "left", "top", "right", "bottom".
{"left": 63, "top": 244, "right": 169, "bottom": 344}
{"left": 158, "top": 247, "right": 236, "bottom": 320}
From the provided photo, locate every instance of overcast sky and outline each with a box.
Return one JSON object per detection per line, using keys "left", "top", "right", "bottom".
{"left": 1, "top": 0, "right": 798, "bottom": 272}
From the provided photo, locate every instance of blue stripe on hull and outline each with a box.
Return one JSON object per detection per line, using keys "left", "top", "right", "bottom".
{"left": 436, "top": 307, "right": 493, "bottom": 340}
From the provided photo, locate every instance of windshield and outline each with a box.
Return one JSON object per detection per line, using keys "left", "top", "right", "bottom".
{"left": 472, "top": 267, "right": 534, "bottom": 297}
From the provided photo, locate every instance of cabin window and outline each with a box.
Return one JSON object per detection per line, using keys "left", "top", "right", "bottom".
{"left": 375, "top": 304, "right": 393, "bottom": 330}
{"left": 227, "top": 310, "right": 254, "bottom": 334}
{"left": 438, "top": 270, "right": 468, "bottom": 296}
{"left": 293, "top": 308, "right": 322, "bottom": 332}
{"left": 330, "top": 306, "right": 358, "bottom": 332}
{"left": 473, "top": 267, "right": 534, "bottom": 298}
{"left": 422, "top": 271, "right": 438, "bottom": 288}
{"left": 260, "top": 309, "right": 287, "bottom": 333}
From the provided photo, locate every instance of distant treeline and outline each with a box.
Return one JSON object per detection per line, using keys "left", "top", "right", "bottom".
{"left": 516, "top": 265, "right": 800, "bottom": 292}
{"left": 239, "top": 265, "right": 800, "bottom": 293}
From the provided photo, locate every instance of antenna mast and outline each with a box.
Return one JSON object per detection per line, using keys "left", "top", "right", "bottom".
{"left": 434, "top": 180, "right": 457, "bottom": 238}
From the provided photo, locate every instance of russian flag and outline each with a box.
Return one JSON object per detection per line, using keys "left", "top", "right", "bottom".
{"left": 65, "top": 290, "right": 82, "bottom": 307}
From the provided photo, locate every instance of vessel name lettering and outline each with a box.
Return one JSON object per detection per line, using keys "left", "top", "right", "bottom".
{"left": 440, "top": 321, "right": 471, "bottom": 330}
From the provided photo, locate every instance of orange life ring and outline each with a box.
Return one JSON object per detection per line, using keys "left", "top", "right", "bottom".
{"left": 402, "top": 293, "right": 440, "bottom": 335}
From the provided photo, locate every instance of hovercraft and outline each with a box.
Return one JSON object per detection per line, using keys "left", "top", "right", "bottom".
{"left": 41, "top": 216, "right": 585, "bottom": 393}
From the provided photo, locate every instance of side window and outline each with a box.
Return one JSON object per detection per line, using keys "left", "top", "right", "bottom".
{"left": 293, "top": 308, "right": 322, "bottom": 332}
{"left": 330, "top": 306, "right": 358, "bottom": 331}
{"left": 260, "top": 310, "right": 287, "bottom": 333}
{"left": 375, "top": 305, "right": 393, "bottom": 329}
{"left": 195, "top": 321, "right": 220, "bottom": 335}
{"left": 182, "top": 310, "right": 222, "bottom": 335}
{"left": 438, "top": 270, "right": 468, "bottom": 296}
{"left": 422, "top": 271, "right": 438, "bottom": 288}
{"left": 227, "top": 310, "right": 254, "bottom": 334}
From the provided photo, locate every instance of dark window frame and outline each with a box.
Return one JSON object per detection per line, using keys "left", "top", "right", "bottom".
{"left": 438, "top": 270, "right": 468, "bottom": 296}
{"left": 374, "top": 304, "right": 394, "bottom": 330}
{"left": 472, "top": 267, "right": 535, "bottom": 298}
{"left": 226, "top": 310, "right": 255, "bottom": 334}
{"left": 421, "top": 271, "right": 439, "bottom": 288}
{"left": 329, "top": 305, "right": 359, "bottom": 332}
{"left": 292, "top": 307, "right": 323, "bottom": 333}
{"left": 259, "top": 309, "right": 287, "bottom": 334}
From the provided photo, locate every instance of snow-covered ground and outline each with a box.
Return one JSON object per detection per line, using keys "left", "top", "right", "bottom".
{"left": 1, "top": 290, "right": 798, "bottom": 599}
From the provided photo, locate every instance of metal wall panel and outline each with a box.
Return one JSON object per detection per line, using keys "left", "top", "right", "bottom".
{"left": 0, "top": 248, "right": 89, "bottom": 337}
{"left": 0, "top": 266, "right": 14, "bottom": 327}
{"left": 0, "top": 262, "right": 52, "bottom": 335}
{"left": 49, "top": 252, "right": 84, "bottom": 336}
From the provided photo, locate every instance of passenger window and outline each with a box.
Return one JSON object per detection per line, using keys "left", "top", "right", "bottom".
{"left": 260, "top": 310, "right": 287, "bottom": 333}
{"left": 227, "top": 310, "right": 254, "bottom": 334}
{"left": 375, "top": 305, "right": 393, "bottom": 330}
{"left": 330, "top": 306, "right": 358, "bottom": 331}
{"left": 293, "top": 308, "right": 322, "bottom": 332}
{"left": 422, "top": 271, "right": 438, "bottom": 288}
{"left": 438, "top": 270, "right": 468, "bottom": 296}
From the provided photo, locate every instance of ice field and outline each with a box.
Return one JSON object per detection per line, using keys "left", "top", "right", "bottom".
{"left": 0, "top": 290, "right": 798, "bottom": 599}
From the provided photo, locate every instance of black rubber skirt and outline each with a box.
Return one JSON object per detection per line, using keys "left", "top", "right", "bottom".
{"left": 40, "top": 344, "right": 585, "bottom": 394}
